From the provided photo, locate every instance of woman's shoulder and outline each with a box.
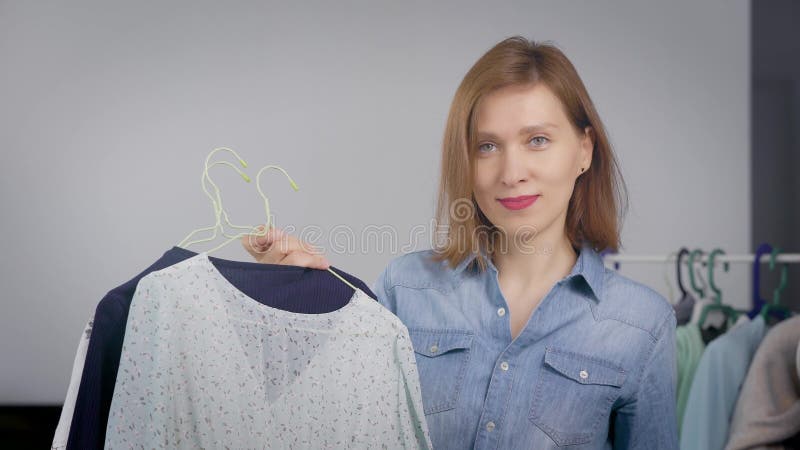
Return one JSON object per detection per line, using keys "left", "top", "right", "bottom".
{"left": 596, "top": 269, "right": 677, "bottom": 341}
{"left": 370, "top": 249, "right": 461, "bottom": 316}
{"left": 376, "top": 249, "right": 458, "bottom": 293}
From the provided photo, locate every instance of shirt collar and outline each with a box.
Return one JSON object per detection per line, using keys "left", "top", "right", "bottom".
{"left": 452, "top": 240, "right": 606, "bottom": 302}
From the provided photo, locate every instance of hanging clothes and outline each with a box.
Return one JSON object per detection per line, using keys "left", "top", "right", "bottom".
{"left": 679, "top": 315, "right": 766, "bottom": 450}
{"left": 725, "top": 315, "right": 800, "bottom": 449}
{"left": 104, "top": 252, "right": 432, "bottom": 448}
{"left": 676, "top": 323, "right": 706, "bottom": 435}
{"left": 51, "top": 317, "right": 93, "bottom": 450}
{"left": 63, "top": 246, "right": 374, "bottom": 449}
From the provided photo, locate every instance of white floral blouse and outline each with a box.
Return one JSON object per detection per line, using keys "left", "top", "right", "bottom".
{"left": 105, "top": 252, "right": 432, "bottom": 449}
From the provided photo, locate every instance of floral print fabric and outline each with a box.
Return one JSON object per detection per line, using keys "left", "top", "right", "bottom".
{"left": 105, "top": 252, "right": 432, "bottom": 449}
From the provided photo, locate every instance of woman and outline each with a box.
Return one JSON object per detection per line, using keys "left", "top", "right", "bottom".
{"left": 242, "top": 36, "right": 678, "bottom": 449}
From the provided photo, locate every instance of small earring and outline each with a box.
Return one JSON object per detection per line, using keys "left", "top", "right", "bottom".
{"left": 580, "top": 167, "right": 585, "bottom": 173}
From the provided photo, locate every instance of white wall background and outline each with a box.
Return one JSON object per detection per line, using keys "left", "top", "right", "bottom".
{"left": 0, "top": 0, "right": 751, "bottom": 404}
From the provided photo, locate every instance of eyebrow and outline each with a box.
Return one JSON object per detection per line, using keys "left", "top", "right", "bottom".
{"left": 476, "top": 123, "right": 559, "bottom": 140}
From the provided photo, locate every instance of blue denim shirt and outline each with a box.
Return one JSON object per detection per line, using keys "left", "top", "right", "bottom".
{"left": 371, "top": 241, "right": 678, "bottom": 449}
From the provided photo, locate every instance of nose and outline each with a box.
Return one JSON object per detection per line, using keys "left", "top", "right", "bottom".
{"left": 499, "top": 147, "right": 528, "bottom": 186}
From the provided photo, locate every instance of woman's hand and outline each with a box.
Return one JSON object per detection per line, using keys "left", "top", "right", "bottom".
{"left": 241, "top": 225, "right": 331, "bottom": 270}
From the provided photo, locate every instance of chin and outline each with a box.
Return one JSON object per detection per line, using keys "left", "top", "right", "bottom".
{"left": 487, "top": 219, "right": 539, "bottom": 238}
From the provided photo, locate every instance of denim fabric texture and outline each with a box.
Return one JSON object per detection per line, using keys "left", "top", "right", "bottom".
{"left": 372, "top": 241, "right": 678, "bottom": 449}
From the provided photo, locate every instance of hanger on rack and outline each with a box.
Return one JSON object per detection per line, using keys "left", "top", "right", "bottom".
{"left": 683, "top": 247, "right": 717, "bottom": 327}
{"left": 707, "top": 248, "right": 728, "bottom": 303}
{"left": 758, "top": 246, "right": 792, "bottom": 322}
{"left": 749, "top": 243, "right": 774, "bottom": 319}
{"left": 688, "top": 249, "right": 708, "bottom": 300}
{"left": 696, "top": 247, "right": 744, "bottom": 329}
{"left": 179, "top": 148, "right": 358, "bottom": 292}
{"left": 676, "top": 247, "right": 689, "bottom": 300}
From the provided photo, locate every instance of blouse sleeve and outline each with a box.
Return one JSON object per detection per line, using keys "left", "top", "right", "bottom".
{"left": 395, "top": 329, "right": 434, "bottom": 449}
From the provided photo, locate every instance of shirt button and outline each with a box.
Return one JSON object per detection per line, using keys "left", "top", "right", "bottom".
{"left": 500, "top": 361, "right": 509, "bottom": 371}
{"left": 579, "top": 370, "right": 589, "bottom": 380}
{"left": 430, "top": 344, "right": 439, "bottom": 353}
{"left": 486, "top": 421, "right": 496, "bottom": 432}
{"left": 497, "top": 307, "right": 506, "bottom": 317}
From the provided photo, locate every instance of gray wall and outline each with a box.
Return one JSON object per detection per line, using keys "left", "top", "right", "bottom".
{"left": 0, "top": 0, "right": 751, "bottom": 404}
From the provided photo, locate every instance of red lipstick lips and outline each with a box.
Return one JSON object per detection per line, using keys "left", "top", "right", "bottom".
{"left": 498, "top": 195, "right": 540, "bottom": 210}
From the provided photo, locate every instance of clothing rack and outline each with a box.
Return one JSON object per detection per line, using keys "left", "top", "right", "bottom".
{"left": 601, "top": 251, "right": 800, "bottom": 316}
{"left": 602, "top": 253, "right": 800, "bottom": 264}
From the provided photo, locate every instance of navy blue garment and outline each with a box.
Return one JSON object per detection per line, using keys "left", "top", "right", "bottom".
{"left": 67, "top": 246, "right": 375, "bottom": 450}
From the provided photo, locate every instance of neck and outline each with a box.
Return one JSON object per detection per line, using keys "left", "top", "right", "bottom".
{"left": 490, "top": 233, "right": 579, "bottom": 286}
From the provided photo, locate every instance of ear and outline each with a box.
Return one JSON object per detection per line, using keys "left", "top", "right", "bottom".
{"left": 580, "top": 126, "right": 594, "bottom": 169}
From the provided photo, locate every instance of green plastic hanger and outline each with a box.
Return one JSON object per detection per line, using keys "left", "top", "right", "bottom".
{"left": 760, "top": 246, "right": 791, "bottom": 321}
{"left": 688, "top": 249, "right": 706, "bottom": 299}
{"left": 697, "top": 248, "right": 744, "bottom": 329}
{"left": 707, "top": 248, "right": 728, "bottom": 303}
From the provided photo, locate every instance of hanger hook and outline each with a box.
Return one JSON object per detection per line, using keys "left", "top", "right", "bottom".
{"left": 676, "top": 247, "right": 689, "bottom": 298}
{"left": 206, "top": 147, "right": 248, "bottom": 169}
{"left": 203, "top": 148, "right": 250, "bottom": 215}
{"left": 177, "top": 149, "right": 252, "bottom": 248}
{"left": 749, "top": 242, "right": 773, "bottom": 318}
{"left": 688, "top": 249, "right": 706, "bottom": 299}
{"left": 707, "top": 248, "right": 727, "bottom": 303}
{"left": 255, "top": 165, "right": 300, "bottom": 233}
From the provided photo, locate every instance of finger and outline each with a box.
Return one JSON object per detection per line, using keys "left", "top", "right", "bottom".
{"left": 245, "top": 225, "right": 285, "bottom": 251}
{"left": 242, "top": 225, "right": 272, "bottom": 258}
{"left": 248, "top": 227, "right": 320, "bottom": 256}
{"left": 273, "top": 235, "right": 320, "bottom": 255}
{"left": 243, "top": 227, "right": 295, "bottom": 262}
{"left": 243, "top": 226, "right": 327, "bottom": 265}
{"left": 282, "top": 251, "right": 330, "bottom": 270}
{"left": 280, "top": 251, "right": 331, "bottom": 270}
{"left": 242, "top": 234, "right": 260, "bottom": 260}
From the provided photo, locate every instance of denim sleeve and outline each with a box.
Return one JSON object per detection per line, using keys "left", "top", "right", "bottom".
{"left": 371, "top": 261, "right": 397, "bottom": 315}
{"left": 613, "top": 310, "right": 678, "bottom": 449}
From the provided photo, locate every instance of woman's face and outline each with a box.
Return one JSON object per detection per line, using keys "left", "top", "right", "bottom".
{"left": 471, "top": 82, "right": 593, "bottom": 250}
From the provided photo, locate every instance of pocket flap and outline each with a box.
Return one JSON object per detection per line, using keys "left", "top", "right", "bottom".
{"left": 408, "top": 329, "right": 474, "bottom": 357}
{"left": 543, "top": 347, "right": 626, "bottom": 387}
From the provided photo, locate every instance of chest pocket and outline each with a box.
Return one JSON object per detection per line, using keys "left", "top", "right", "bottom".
{"left": 529, "top": 347, "right": 627, "bottom": 446}
{"left": 408, "top": 328, "right": 474, "bottom": 415}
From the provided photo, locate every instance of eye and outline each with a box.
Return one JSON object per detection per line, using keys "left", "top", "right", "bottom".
{"left": 477, "top": 143, "right": 496, "bottom": 153}
{"left": 530, "top": 136, "right": 550, "bottom": 147}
